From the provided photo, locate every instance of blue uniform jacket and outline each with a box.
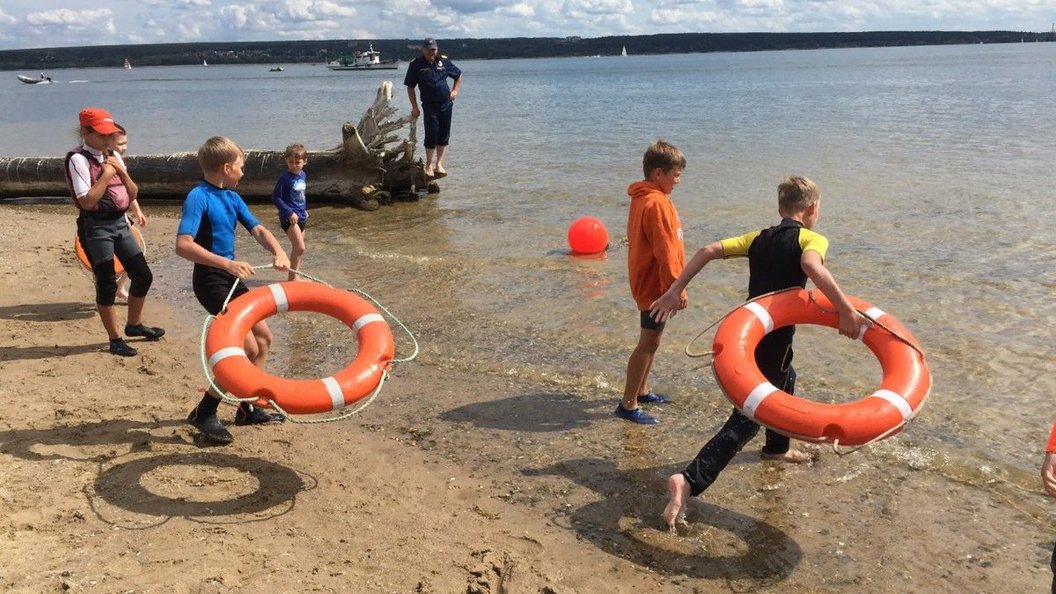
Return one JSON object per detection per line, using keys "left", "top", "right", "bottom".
{"left": 404, "top": 56, "right": 461, "bottom": 104}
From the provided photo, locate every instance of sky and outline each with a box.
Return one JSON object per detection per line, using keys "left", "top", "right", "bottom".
{"left": 0, "top": 0, "right": 1052, "bottom": 51}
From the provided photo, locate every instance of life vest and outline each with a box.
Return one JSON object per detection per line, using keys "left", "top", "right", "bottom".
{"left": 64, "top": 146, "right": 130, "bottom": 212}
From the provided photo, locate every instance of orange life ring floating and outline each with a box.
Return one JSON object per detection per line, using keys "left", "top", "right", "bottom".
{"left": 74, "top": 224, "right": 145, "bottom": 275}
{"left": 205, "top": 281, "right": 395, "bottom": 415}
{"left": 712, "top": 288, "right": 931, "bottom": 447}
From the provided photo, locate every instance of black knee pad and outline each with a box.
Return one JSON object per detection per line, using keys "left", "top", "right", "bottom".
{"left": 124, "top": 253, "right": 153, "bottom": 297}
{"left": 93, "top": 259, "right": 118, "bottom": 306}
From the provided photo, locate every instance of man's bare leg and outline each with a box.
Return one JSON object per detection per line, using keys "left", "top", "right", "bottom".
{"left": 424, "top": 148, "right": 435, "bottom": 176}
{"left": 435, "top": 146, "right": 447, "bottom": 176}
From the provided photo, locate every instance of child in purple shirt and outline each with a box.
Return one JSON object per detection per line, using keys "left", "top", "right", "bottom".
{"left": 271, "top": 143, "right": 308, "bottom": 281}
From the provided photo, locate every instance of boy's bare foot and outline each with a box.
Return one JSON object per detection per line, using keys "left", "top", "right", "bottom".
{"left": 663, "top": 473, "right": 691, "bottom": 531}
{"left": 761, "top": 448, "right": 811, "bottom": 464}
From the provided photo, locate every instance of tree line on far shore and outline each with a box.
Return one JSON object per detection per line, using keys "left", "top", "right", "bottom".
{"left": 1, "top": 30, "right": 1053, "bottom": 70}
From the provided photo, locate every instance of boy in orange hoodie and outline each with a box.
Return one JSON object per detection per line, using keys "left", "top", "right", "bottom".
{"left": 616, "top": 140, "right": 687, "bottom": 425}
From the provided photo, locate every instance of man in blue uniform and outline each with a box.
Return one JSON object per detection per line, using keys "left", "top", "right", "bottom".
{"left": 404, "top": 38, "right": 463, "bottom": 178}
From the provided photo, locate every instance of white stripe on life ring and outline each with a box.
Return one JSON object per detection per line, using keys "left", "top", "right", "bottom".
{"left": 743, "top": 302, "right": 774, "bottom": 334}
{"left": 352, "top": 313, "right": 385, "bottom": 332}
{"left": 208, "top": 346, "right": 246, "bottom": 369}
{"left": 863, "top": 306, "right": 885, "bottom": 322}
{"left": 269, "top": 283, "right": 290, "bottom": 313}
{"left": 743, "top": 382, "right": 779, "bottom": 420}
{"left": 321, "top": 376, "right": 343, "bottom": 410}
{"left": 856, "top": 324, "right": 869, "bottom": 341}
{"left": 871, "top": 389, "right": 913, "bottom": 420}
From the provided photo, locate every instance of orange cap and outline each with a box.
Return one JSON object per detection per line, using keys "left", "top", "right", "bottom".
{"left": 78, "top": 107, "right": 120, "bottom": 135}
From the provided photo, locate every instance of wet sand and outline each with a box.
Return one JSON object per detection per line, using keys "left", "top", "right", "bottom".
{"left": 0, "top": 204, "right": 1053, "bottom": 593}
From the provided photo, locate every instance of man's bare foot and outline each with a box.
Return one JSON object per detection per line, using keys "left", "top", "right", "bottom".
{"left": 761, "top": 448, "right": 811, "bottom": 464}
{"left": 663, "top": 473, "right": 691, "bottom": 531}
{"left": 424, "top": 165, "right": 434, "bottom": 177}
{"left": 434, "top": 164, "right": 447, "bottom": 178}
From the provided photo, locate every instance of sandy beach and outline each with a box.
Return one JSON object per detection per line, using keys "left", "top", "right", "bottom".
{"left": 1, "top": 203, "right": 1053, "bottom": 593}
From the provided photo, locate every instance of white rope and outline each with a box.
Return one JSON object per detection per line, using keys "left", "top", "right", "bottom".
{"left": 197, "top": 265, "right": 418, "bottom": 422}
{"left": 683, "top": 287, "right": 922, "bottom": 455}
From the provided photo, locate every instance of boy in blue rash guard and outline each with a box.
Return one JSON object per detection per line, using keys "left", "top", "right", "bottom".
{"left": 176, "top": 136, "right": 290, "bottom": 444}
{"left": 271, "top": 143, "right": 308, "bottom": 281}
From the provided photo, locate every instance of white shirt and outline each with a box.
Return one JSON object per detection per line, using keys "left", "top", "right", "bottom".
{"left": 68, "top": 144, "right": 126, "bottom": 202}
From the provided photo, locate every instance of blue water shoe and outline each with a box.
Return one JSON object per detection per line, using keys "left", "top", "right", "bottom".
{"left": 638, "top": 391, "right": 672, "bottom": 404}
{"left": 615, "top": 404, "right": 659, "bottom": 425}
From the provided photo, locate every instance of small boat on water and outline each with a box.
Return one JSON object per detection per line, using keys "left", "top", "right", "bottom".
{"left": 270, "top": 66, "right": 284, "bottom": 72}
{"left": 17, "top": 74, "right": 52, "bottom": 84}
{"left": 621, "top": 46, "right": 628, "bottom": 57}
{"left": 123, "top": 58, "right": 132, "bottom": 70}
{"left": 327, "top": 44, "right": 398, "bottom": 71}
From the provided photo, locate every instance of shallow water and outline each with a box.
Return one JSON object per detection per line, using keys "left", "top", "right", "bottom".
{"left": 4, "top": 43, "right": 1056, "bottom": 479}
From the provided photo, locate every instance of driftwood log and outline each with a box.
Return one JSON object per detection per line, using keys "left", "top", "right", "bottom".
{"left": 0, "top": 82, "right": 436, "bottom": 211}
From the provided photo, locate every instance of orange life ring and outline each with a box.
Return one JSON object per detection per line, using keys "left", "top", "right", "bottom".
{"left": 712, "top": 288, "right": 931, "bottom": 447}
{"left": 74, "top": 224, "right": 145, "bottom": 275}
{"left": 204, "top": 281, "right": 395, "bottom": 415}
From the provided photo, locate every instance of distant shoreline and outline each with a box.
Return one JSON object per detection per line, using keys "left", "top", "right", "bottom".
{"left": 2, "top": 30, "right": 1053, "bottom": 70}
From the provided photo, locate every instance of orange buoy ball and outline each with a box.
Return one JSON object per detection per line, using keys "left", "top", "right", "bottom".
{"left": 567, "top": 217, "right": 609, "bottom": 255}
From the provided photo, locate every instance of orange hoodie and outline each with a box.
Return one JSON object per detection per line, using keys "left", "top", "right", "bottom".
{"left": 1048, "top": 421, "right": 1056, "bottom": 453}
{"left": 626, "top": 180, "right": 685, "bottom": 310}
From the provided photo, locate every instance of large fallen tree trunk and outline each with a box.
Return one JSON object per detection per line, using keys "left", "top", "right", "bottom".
{"left": 0, "top": 81, "right": 433, "bottom": 211}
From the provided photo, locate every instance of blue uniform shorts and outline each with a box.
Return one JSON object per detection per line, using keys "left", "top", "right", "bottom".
{"left": 422, "top": 100, "right": 453, "bottom": 148}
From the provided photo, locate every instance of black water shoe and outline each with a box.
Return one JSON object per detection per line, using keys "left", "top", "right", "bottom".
{"left": 235, "top": 403, "right": 286, "bottom": 426}
{"left": 125, "top": 324, "right": 165, "bottom": 341}
{"left": 109, "top": 338, "right": 137, "bottom": 357}
{"left": 187, "top": 410, "right": 234, "bottom": 444}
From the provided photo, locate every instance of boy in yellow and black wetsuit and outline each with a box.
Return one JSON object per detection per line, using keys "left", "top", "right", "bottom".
{"left": 649, "top": 176, "right": 868, "bottom": 530}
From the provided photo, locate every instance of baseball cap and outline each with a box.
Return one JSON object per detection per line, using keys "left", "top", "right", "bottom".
{"left": 422, "top": 38, "right": 438, "bottom": 49}
{"left": 78, "top": 107, "right": 120, "bottom": 135}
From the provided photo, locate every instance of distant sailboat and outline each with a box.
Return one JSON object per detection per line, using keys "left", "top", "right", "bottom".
{"left": 123, "top": 58, "right": 132, "bottom": 70}
{"left": 202, "top": 59, "right": 208, "bottom": 67}
{"left": 621, "top": 46, "right": 627, "bottom": 57}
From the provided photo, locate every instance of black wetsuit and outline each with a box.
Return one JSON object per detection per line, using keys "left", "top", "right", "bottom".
{"left": 682, "top": 218, "right": 829, "bottom": 496}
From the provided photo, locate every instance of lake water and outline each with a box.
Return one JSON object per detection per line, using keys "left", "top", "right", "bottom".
{"left": 3, "top": 43, "right": 1056, "bottom": 479}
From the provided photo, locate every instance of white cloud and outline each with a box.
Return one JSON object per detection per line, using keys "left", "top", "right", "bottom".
{"left": 25, "top": 8, "right": 116, "bottom": 35}
{"left": 562, "top": 0, "right": 633, "bottom": 17}
{"left": 0, "top": 0, "right": 1052, "bottom": 50}
{"left": 177, "top": 20, "right": 203, "bottom": 40}
{"left": 498, "top": 3, "right": 534, "bottom": 18}
{"left": 650, "top": 6, "right": 721, "bottom": 27}
{"left": 280, "top": 0, "right": 356, "bottom": 21}
{"left": 737, "top": 0, "right": 783, "bottom": 9}
{"left": 218, "top": 0, "right": 356, "bottom": 37}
